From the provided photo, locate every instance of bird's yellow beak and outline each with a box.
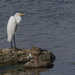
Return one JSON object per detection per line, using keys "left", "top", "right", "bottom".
{"left": 19, "top": 13, "right": 26, "bottom": 15}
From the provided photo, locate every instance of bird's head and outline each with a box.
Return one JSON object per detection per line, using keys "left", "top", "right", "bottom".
{"left": 14, "top": 13, "right": 25, "bottom": 24}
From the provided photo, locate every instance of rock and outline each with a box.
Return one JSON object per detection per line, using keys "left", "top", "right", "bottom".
{"left": 23, "top": 60, "right": 54, "bottom": 68}
{"left": 3, "top": 66, "right": 53, "bottom": 75}
{"left": 23, "top": 46, "right": 55, "bottom": 68}
{"left": 0, "top": 46, "right": 56, "bottom": 68}
{"left": 29, "top": 46, "right": 45, "bottom": 56}
{"left": 0, "top": 48, "right": 30, "bottom": 64}
{"left": 29, "top": 46, "right": 55, "bottom": 63}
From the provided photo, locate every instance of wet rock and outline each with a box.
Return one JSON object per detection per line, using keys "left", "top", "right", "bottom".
{"left": 0, "top": 46, "right": 56, "bottom": 68}
{"left": 0, "top": 48, "right": 30, "bottom": 64}
{"left": 23, "top": 46, "right": 55, "bottom": 68}
{"left": 29, "top": 46, "right": 55, "bottom": 63}
{"left": 23, "top": 60, "right": 54, "bottom": 68}
{"left": 29, "top": 46, "right": 45, "bottom": 56}
{"left": 3, "top": 65, "right": 53, "bottom": 75}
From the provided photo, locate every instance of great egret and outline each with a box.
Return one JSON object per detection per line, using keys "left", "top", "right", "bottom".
{"left": 7, "top": 13, "right": 25, "bottom": 48}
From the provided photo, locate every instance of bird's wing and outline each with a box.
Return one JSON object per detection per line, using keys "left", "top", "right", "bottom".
{"left": 7, "top": 16, "right": 17, "bottom": 42}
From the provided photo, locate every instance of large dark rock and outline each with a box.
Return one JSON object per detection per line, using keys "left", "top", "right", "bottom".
{"left": 0, "top": 46, "right": 56, "bottom": 68}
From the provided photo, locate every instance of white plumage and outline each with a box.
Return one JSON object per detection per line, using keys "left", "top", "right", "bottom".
{"left": 7, "top": 13, "right": 25, "bottom": 48}
{"left": 7, "top": 16, "right": 17, "bottom": 42}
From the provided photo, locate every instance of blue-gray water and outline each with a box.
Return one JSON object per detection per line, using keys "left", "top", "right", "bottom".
{"left": 0, "top": 0, "right": 75, "bottom": 75}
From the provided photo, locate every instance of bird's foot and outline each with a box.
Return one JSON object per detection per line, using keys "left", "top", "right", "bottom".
{"left": 10, "top": 47, "right": 18, "bottom": 49}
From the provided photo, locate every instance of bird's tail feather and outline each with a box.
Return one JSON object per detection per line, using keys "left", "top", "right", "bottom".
{"left": 7, "top": 36, "right": 12, "bottom": 42}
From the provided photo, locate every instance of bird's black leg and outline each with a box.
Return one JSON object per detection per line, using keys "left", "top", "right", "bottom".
{"left": 11, "top": 40, "right": 13, "bottom": 48}
{"left": 14, "top": 34, "right": 16, "bottom": 49}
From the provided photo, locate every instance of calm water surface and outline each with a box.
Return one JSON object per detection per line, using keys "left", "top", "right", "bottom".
{"left": 0, "top": 0, "right": 75, "bottom": 75}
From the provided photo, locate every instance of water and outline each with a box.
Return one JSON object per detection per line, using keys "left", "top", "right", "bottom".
{"left": 0, "top": 0, "right": 75, "bottom": 75}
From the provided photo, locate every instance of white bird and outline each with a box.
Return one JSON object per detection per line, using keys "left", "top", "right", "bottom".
{"left": 7, "top": 13, "right": 25, "bottom": 48}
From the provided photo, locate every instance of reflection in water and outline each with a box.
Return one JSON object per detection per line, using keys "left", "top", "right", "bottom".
{"left": 0, "top": 64, "right": 54, "bottom": 75}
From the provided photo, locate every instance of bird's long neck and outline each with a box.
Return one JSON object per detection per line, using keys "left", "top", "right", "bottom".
{"left": 14, "top": 15, "right": 21, "bottom": 25}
